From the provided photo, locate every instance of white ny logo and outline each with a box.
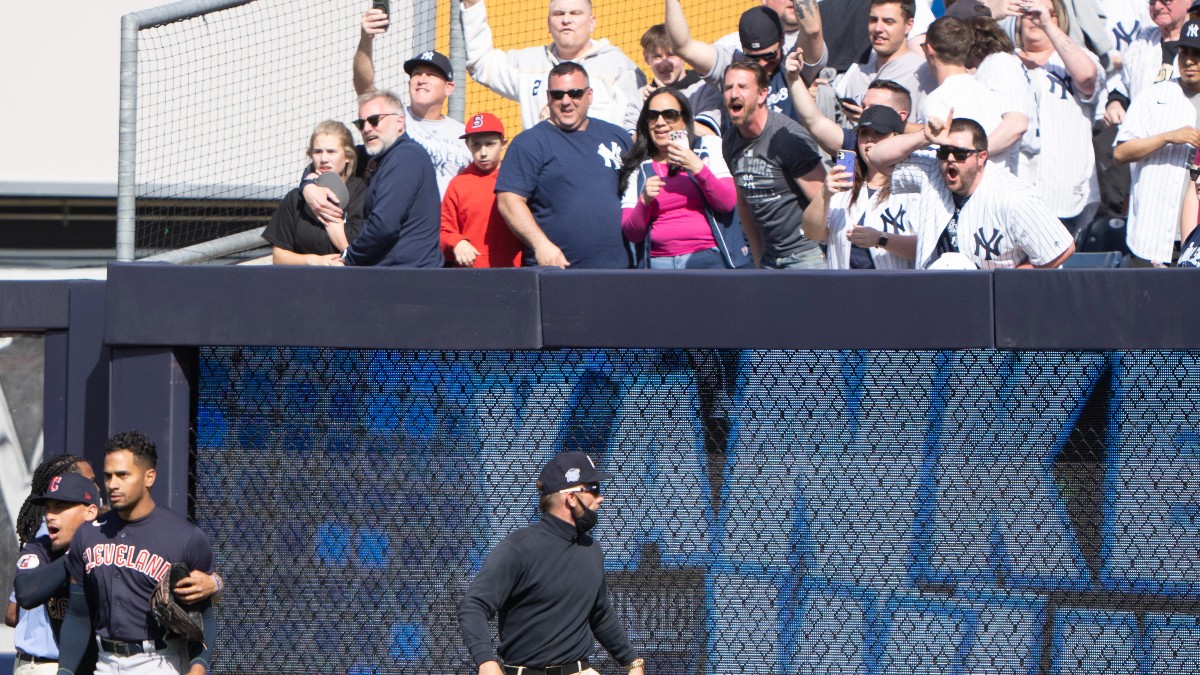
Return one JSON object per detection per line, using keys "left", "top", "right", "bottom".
{"left": 420, "top": 51, "right": 435, "bottom": 61}
{"left": 1188, "top": 24, "right": 1199, "bottom": 38}
{"left": 597, "top": 142, "right": 622, "bottom": 169}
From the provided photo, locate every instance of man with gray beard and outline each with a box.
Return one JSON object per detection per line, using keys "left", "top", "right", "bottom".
{"left": 336, "top": 91, "right": 442, "bottom": 267}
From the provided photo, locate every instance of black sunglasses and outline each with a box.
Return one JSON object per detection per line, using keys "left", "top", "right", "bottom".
{"left": 647, "top": 108, "right": 682, "bottom": 123}
{"left": 352, "top": 113, "right": 399, "bottom": 131}
{"left": 1189, "top": 163, "right": 1200, "bottom": 181}
{"left": 935, "top": 145, "right": 982, "bottom": 162}
{"left": 565, "top": 483, "right": 601, "bottom": 495}
{"left": 743, "top": 48, "right": 781, "bottom": 63}
{"left": 547, "top": 88, "right": 588, "bottom": 101}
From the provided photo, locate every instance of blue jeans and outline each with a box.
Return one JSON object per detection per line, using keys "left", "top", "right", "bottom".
{"left": 649, "top": 247, "right": 728, "bottom": 269}
{"left": 760, "top": 246, "right": 825, "bottom": 269}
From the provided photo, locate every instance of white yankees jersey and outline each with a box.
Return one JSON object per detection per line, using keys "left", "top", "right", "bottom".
{"left": 1114, "top": 79, "right": 1195, "bottom": 263}
{"left": 1113, "top": 25, "right": 1176, "bottom": 104}
{"left": 974, "top": 52, "right": 1038, "bottom": 173}
{"left": 824, "top": 186, "right": 917, "bottom": 269}
{"left": 1019, "top": 51, "right": 1103, "bottom": 218}
{"left": 892, "top": 152, "right": 1073, "bottom": 269}
{"left": 461, "top": 0, "right": 642, "bottom": 133}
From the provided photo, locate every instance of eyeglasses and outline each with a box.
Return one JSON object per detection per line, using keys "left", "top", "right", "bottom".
{"left": 743, "top": 48, "right": 781, "bottom": 64}
{"left": 352, "top": 113, "right": 399, "bottom": 131}
{"left": 1148, "top": 0, "right": 1174, "bottom": 6}
{"left": 547, "top": 88, "right": 588, "bottom": 101}
{"left": 935, "top": 145, "right": 982, "bottom": 162}
{"left": 647, "top": 108, "right": 682, "bottom": 123}
{"left": 1189, "top": 162, "right": 1200, "bottom": 181}
{"left": 563, "top": 484, "right": 601, "bottom": 495}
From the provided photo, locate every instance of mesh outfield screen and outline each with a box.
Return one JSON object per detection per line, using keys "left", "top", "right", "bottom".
{"left": 129, "top": 0, "right": 743, "bottom": 256}
{"left": 195, "top": 346, "right": 1200, "bottom": 674}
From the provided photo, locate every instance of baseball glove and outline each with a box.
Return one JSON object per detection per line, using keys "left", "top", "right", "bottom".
{"left": 151, "top": 562, "right": 205, "bottom": 643}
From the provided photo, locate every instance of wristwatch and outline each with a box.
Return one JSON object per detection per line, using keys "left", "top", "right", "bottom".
{"left": 876, "top": 234, "right": 889, "bottom": 249}
{"left": 626, "top": 658, "right": 645, "bottom": 671}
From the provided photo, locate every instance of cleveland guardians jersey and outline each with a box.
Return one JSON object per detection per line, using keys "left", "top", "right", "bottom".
{"left": 65, "top": 507, "right": 214, "bottom": 642}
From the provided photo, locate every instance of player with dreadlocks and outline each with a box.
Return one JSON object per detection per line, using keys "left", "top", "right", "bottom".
{"left": 8, "top": 454, "right": 91, "bottom": 673}
{"left": 16, "top": 455, "right": 92, "bottom": 548}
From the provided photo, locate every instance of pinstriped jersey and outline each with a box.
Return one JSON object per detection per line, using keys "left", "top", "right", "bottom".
{"left": 1019, "top": 51, "right": 1103, "bottom": 218}
{"left": 892, "top": 153, "right": 1073, "bottom": 269}
{"left": 825, "top": 187, "right": 917, "bottom": 270}
{"left": 1114, "top": 26, "right": 1177, "bottom": 104}
{"left": 1115, "top": 79, "right": 1195, "bottom": 263}
{"left": 974, "top": 52, "right": 1037, "bottom": 173}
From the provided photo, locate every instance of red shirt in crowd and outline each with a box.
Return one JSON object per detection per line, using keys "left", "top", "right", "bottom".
{"left": 440, "top": 163, "right": 523, "bottom": 268}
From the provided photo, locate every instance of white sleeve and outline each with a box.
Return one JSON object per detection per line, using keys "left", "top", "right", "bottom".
{"left": 1007, "top": 188, "right": 1074, "bottom": 266}
{"left": 1114, "top": 93, "right": 1153, "bottom": 143}
{"left": 620, "top": 167, "right": 639, "bottom": 210}
{"left": 975, "top": 55, "right": 1028, "bottom": 116}
{"left": 699, "top": 135, "right": 731, "bottom": 179}
{"left": 891, "top": 153, "right": 938, "bottom": 195}
{"left": 703, "top": 45, "right": 736, "bottom": 90}
{"left": 461, "top": 0, "right": 522, "bottom": 101}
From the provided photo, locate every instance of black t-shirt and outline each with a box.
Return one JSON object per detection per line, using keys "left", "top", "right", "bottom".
{"left": 933, "top": 193, "right": 970, "bottom": 263}
{"left": 263, "top": 176, "right": 367, "bottom": 255}
{"left": 820, "top": 0, "right": 873, "bottom": 72}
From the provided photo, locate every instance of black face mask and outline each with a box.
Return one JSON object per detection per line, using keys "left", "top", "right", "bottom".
{"left": 572, "top": 498, "right": 598, "bottom": 536}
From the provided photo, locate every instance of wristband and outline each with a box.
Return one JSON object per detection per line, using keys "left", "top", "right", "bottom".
{"left": 213, "top": 573, "right": 223, "bottom": 595}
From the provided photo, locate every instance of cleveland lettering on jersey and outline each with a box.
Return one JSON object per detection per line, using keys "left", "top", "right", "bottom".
{"left": 83, "top": 541, "right": 169, "bottom": 581}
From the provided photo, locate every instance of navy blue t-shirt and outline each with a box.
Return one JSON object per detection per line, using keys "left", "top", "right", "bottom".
{"left": 66, "top": 507, "right": 214, "bottom": 642}
{"left": 496, "top": 118, "right": 631, "bottom": 269}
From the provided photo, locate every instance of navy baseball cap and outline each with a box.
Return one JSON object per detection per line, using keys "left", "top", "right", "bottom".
{"left": 943, "top": 0, "right": 989, "bottom": 21}
{"left": 1180, "top": 20, "right": 1200, "bottom": 50}
{"left": 856, "top": 105, "right": 906, "bottom": 135}
{"left": 538, "top": 452, "right": 613, "bottom": 494}
{"left": 739, "top": 7, "right": 784, "bottom": 52}
{"left": 404, "top": 50, "right": 453, "bottom": 81}
{"left": 31, "top": 473, "right": 102, "bottom": 507}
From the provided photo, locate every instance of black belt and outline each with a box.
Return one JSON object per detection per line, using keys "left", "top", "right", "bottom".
{"left": 16, "top": 651, "right": 56, "bottom": 664}
{"left": 503, "top": 660, "right": 589, "bottom": 675}
{"left": 98, "top": 637, "right": 168, "bottom": 656}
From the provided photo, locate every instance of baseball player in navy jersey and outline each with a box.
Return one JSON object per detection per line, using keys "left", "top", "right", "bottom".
{"left": 13, "top": 472, "right": 102, "bottom": 675}
{"left": 57, "top": 431, "right": 217, "bottom": 675}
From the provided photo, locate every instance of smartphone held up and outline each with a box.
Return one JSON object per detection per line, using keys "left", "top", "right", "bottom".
{"left": 372, "top": 0, "right": 390, "bottom": 30}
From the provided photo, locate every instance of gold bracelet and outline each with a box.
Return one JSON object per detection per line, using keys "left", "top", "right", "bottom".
{"left": 626, "top": 658, "right": 645, "bottom": 671}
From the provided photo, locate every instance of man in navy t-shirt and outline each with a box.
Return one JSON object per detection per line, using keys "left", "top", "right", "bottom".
{"left": 496, "top": 61, "right": 631, "bottom": 268}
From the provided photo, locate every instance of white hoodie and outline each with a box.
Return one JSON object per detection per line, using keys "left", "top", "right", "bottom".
{"left": 461, "top": 0, "right": 642, "bottom": 133}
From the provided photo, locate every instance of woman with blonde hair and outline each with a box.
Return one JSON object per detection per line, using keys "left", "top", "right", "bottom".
{"left": 263, "top": 120, "right": 367, "bottom": 264}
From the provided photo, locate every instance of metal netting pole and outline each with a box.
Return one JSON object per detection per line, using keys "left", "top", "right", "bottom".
{"left": 448, "top": 0, "right": 466, "bottom": 120}
{"left": 117, "top": 15, "right": 139, "bottom": 262}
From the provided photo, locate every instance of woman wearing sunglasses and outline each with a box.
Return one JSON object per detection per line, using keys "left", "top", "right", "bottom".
{"left": 617, "top": 87, "right": 749, "bottom": 268}
{"left": 802, "top": 104, "right": 917, "bottom": 269}
{"left": 262, "top": 120, "right": 367, "bottom": 265}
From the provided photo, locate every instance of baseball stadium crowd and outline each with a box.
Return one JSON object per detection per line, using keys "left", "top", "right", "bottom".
{"left": 261, "top": 0, "right": 1200, "bottom": 270}
{"left": 262, "top": 0, "right": 1200, "bottom": 271}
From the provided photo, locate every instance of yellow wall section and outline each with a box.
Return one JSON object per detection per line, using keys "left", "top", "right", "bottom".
{"left": 438, "top": 0, "right": 748, "bottom": 138}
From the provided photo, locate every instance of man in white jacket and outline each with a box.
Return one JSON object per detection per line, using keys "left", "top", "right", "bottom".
{"left": 461, "top": 0, "right": 642, "bottom": 133}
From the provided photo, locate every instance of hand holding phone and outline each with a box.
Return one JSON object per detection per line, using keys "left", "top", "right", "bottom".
{"left": 371, "top": 0, "right": 390, "bottom": 31}
{"left": 834, "top": 150, "right": 856, "bottom": 176}
{"left": 667, "top": 130, "right": 689, "bottom": 176}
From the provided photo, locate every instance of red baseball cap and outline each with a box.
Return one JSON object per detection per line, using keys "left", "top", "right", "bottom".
{"left": 460, "top": 112, "right": 506, "bottom": 139}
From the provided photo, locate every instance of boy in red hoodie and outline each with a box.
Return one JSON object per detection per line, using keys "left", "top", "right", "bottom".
{"left": 440, "top": 113, "right": 523, "bottom": 267}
